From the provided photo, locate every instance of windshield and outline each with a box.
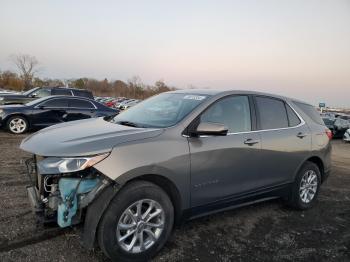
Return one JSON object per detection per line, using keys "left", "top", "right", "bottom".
{"left": 112, "top": 93, "right": 210, "bottom": 128}
{"left": 22, "top": 87, "right": 40, "bottom": 96}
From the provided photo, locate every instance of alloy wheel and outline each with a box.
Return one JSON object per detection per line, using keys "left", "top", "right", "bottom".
{"left": 299, "top": 170, "right": 318, "bottom": 204}
{"left": 116, "top": 199, "right": 165, "bottom": 254}
{"left": 9, "top": 118, "right": 27, "bottom": 134}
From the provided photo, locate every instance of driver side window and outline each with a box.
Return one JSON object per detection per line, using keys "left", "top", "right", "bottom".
{"left": 200, "top": 96, "right": 251, "bottom": 133}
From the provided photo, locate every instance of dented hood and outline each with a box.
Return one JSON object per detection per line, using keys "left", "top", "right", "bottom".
{"left": 20, "top": 117, "right": 163, "bottom": 157}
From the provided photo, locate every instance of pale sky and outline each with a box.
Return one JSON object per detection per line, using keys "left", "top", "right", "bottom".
{"left": 0, "top": 0, "right": 349, "bottom": 107}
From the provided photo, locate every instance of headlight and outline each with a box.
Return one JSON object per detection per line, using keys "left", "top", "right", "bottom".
{"left": 37, "top": 153, "right": 109, "bottom": 174}
{"left": 0, "top": 97, "right": 4, "bottom": 101}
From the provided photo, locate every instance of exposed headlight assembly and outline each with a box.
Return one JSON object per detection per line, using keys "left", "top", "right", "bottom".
{"left": 37, "top": 153, "right": 109, "bottom": 174}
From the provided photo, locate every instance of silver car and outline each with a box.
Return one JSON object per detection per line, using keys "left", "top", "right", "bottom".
{"left": 21, "top": 90, "right": 332, "bottom": 261}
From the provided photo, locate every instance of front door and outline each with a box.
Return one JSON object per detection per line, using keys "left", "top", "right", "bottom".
{"left": 32, "top": 98, "right": 68, "bottom": 127}
{"left": 189, "top": 95, "right": 263, "bottom": 207}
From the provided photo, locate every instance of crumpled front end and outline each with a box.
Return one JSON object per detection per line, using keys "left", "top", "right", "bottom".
{"left": 24, "top": 155, "right": 111, "bottom": 228}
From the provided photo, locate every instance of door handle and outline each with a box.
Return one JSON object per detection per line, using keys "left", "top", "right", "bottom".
{"left": 244, "top": 138, "right": 259, "bottom": 146}
{"left": 296, "top": 132, "right": 307, "bottom": 139}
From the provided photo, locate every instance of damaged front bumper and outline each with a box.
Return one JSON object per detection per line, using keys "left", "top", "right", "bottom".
{"left": 24, "top": 155, "right": 111, "bottom": 228}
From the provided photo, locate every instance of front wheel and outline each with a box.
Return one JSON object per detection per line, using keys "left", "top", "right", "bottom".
{"left": 98, "top": 181, "right": 174, "bottom": 262}
{"left": 287, "top": 161, "right": 321, "bottom": 210}
{"left": 7, "top": 116, "right": 29, "bottom": 134}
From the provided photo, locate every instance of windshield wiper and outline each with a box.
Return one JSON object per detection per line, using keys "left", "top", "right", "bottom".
{"left": 116, "top": 121, "right": 141, "bottom": 128}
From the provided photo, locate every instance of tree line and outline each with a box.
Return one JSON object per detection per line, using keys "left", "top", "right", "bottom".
{"left": 0, "top": 54, "right": 176, "bottom": 99}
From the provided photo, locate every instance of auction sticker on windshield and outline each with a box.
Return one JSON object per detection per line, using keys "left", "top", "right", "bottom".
{"left": 183, "top": 95, "right": 206, "bottom": 101}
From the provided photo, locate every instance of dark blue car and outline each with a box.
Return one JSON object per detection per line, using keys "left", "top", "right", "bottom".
{"left": 0, "top": 96, "right": 119, "bottom": 134}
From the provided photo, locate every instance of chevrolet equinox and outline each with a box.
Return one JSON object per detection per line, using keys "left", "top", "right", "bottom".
{"left": 21, "top": 90, "right": 332, "bottom": 261}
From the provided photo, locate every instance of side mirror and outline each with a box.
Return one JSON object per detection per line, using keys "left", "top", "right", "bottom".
{"left": 30, "top": 93, "right": 37, "bottom": 98}
{"left": 37, "top": 105, "right": 46, "bottom": 110}
{"left": 194, "top": 122, "right": 228, "bottom": 136}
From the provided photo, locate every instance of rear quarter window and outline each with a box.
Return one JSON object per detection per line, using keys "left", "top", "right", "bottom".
{"left": 286, "top": 104, "right": 301, "bottom": 127}
{"left": 293, "top": 101, "right": 324, "bottom": 125}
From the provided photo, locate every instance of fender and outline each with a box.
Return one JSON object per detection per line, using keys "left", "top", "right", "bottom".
{"left": 81, "top": 183, "right": 122, "bottom": 249}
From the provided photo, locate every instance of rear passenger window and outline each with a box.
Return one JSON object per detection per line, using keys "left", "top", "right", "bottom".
{"left": 200, "top": 95, "right": 251, "bottom": 133}
{"left": 69, "top": 99, "right": 95, "bottom": 109}
{"left": 286, "top": 104, "right": 301, "bottom": 127}
{"left": 256, "top": 96, "right": 288, "bottom": 129}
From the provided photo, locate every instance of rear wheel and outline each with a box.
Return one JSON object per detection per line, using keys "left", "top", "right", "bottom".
{"left": 287, "top": 161, "right": 321, "bottom": 210}
{"left": 98, "top": 181, "right": 174, "bottom": 261}
{"left": 7, "top": 116, "right": 29, "bottom": 134}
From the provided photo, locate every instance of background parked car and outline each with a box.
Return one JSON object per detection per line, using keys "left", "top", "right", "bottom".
{"left": 0, "top": 86, "right": 94, "bottom": 105}
{"left": 0, "top": 89, "right": 19, "bottom": 95}
{"left": 322, "top": 117, "right": 335, "bottom": 134}
{"left": 0, "top": 96, "right": 118, "bottom": 134}
{"left": 116, "top": 99, "right": 137, "bottom": 110}
{"left": 104, "top": 98, "right": 119, "bottom": 108}
{"left": 333, "top": 118, "right": 350, "bottom": 138}
{"left": 343, "top": 128, "right": 350, "bottom": 142}
{"left": 119, "top": 99, "right": 140, "bottom": 110}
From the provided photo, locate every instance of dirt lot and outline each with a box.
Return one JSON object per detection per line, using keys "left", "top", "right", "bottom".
{"left": 0, "top": 131, "right": 349, "bottom": 262}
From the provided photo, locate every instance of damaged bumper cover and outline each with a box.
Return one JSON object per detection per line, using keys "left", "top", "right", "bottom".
{"left": 24, "top": 155, "right": 112, "bottom": 228}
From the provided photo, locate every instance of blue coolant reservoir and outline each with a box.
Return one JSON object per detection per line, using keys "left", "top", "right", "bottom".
{"left": 57, "top": 177, "right": 100, "bottom": 227}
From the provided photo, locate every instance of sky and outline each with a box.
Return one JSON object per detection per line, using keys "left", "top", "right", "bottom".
{"left": 0, "top": 0, "right": 349, "bottom": 107}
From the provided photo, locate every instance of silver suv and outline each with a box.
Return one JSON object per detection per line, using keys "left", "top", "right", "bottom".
{"left": 21, "top": 90, "right": 332, "bottom": 261}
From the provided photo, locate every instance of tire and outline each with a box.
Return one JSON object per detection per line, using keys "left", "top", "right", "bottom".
{"left": 98, "top": 181, "right": 174, "bottom": 262}
{"left": 287, "top": 161, "right": 321, "bottom": 210}
{"left": 6, "top": 115, "right": 29, "bottom": 134}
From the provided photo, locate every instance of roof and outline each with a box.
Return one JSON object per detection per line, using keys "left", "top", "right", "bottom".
{"left": 40, "top": 86, "right": 91, "bottom": 91}
{"left": 167, "top": 89, "right": 311, "bottom": 105}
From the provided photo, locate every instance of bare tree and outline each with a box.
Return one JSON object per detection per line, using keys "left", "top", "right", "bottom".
{"left": 11, "top": 54, "right": 39, "bottom": 90}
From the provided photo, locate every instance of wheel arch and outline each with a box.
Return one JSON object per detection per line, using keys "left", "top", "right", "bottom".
{"left": 5, "top": 113, "right": 31, "bottom": 129}
{"left": 305, "top": 156, "right": 325, "bottom": 182}
{"left": 129, "top": 174, "right": 183, "bottom": 225}
{"left": 82, "top": 173, "right": 184, "bottom": 250}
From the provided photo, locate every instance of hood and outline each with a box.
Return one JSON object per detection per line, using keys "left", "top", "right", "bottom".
{"left": 20, "top": 117, "right": 163, "bottom": 157}
{"left": 0, "top": 94, "right": 26, "bottom": 99}
{"left": 0, "top": 104, "right": 26, "bottom": 109}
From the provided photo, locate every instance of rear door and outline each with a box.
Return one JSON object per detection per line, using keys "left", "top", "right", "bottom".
{"left": 254, "top": 96, "right": 311, "bottom": 186}
{"left": 66, "top": 98, "right": 97, "bottom": 121}
{"left": 189, "top": 95, "right": 263, "bottom": 207}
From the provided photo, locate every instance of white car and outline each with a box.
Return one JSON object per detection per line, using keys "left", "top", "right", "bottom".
{"left": 344, "top": 128, "right": 350, "bottom": 142}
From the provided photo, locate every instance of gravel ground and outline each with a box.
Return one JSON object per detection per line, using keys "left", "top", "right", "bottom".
{"left": 0, "top": 131, "right": 349, "bottom": 262}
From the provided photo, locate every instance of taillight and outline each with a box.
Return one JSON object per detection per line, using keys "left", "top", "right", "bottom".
{"left": 325, "top": 129, "right": 333, "bottom": 140}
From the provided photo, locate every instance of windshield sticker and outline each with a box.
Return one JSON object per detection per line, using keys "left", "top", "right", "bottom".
{"left": 183, "top": 95, "right": 206, "bottom": 101}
